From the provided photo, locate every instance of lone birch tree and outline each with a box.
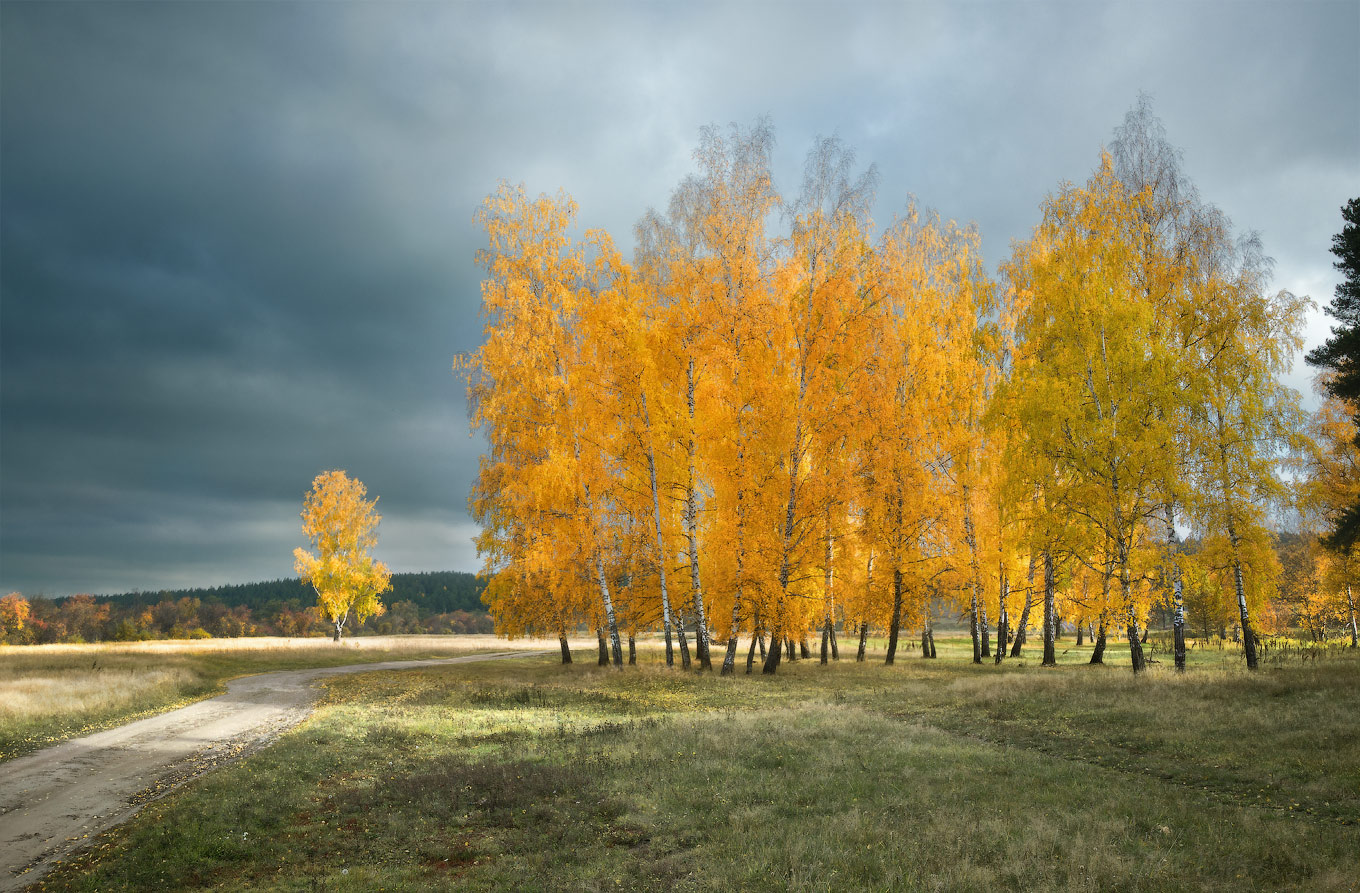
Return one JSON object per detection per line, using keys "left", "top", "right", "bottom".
{"left": 294, "top": 470, "right": 392, "bottom": 642}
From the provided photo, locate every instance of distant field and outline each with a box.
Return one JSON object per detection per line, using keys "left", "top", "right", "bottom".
{"left": 0, "top": 635, "right": 552, "bottom": 761}
{"left": 29, "top": 635, "right": 1360, "bottom": 892}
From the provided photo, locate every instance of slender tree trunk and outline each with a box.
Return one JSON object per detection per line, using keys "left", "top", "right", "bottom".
{"left": 684, "top": 358, "right": 712, "bottom": 672}
{"left": 995, "top": 571, "right": 1008, "bottom": 665}
{"left": 559, "top": 635, "right": 572, "bottom": 665}
{"left": 1042, "top": 550, "right": 1057, "bottom": 667}
{"left": 1075, "top": 624, "right": 1085, "bottom": 647}
{"left": 1011, "top": 557, "right": 1036, "bottom": 657}
{"left": 980, "top": 602, "right": 991, "bottom": 658}
{"left": 628, "top": 635, "right": 636, "bottom": 666}
{"left": 746, "top": 633, "right": 758, "bottom": 674}
{"left": 858, "top": 552, "right": 873, "bottom": 663}
{"left": 595, "top": 552, "right": 624, "bottom": 668}
{"left": 1347, "top": 586, "right": 1357, "bottom": 648}
{"left": 1227, "top": 523, "right": 1258, "bottom": 670}
{"left": 597, "top": 628, "right": 609, "bottom": 666}
{"left": 719, "top": 580, "right": 744, "bottom": 674}
{"left": 830, "top": 624, "right": 839, "bottom": 660}
{"left": 1010, "top": 596, "right": 1031, "bottom": 656}
{"left": 720, "top": 634, "right": 740, "bottom": 675}
{"left": 786, "top": 638, "right": 797, "bottom": 661}
{"left": 333, "top": 620, "right": 343, "bottom": 643}
{"left": 641, "top": 394, "right": 675, "bottom": 668}
{"left": 969, "top": 590, "right": 981, "bottom": 664}
{"left": 886, "top": 567, "right": 904, "bottom": 665}
{"left": 676, "top": 608, "right": 692, "bottom": 670}
{"left": 928, "top": 624, "right": 937, "bottom": 658}
{"left": 758, "top": 631, "right": 766, "bottom": 658}
{"left": 1091, "top": 571, "right": 1110, "bottom": 665}
{"left": 1123, "top": 563, "right": 1146, "bottom": 674}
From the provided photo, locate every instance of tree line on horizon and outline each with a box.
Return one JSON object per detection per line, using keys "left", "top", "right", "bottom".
{"left": 0, "top": 570, "right": 492, "bottom": 646}
{"left": 463, "top": 98, "right": 1360, "bottom": 674}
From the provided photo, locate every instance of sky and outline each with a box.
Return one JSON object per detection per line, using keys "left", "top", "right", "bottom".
{"left": 2, "top": 1, "right": 1357, "bottom": 597}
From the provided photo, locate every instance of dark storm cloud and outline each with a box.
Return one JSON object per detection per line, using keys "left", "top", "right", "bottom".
{"left": 2, "top": 1, "right": 1356, "bottom": 596}
{"left": 2, "top": 2, "right": 483, "bottom": 593}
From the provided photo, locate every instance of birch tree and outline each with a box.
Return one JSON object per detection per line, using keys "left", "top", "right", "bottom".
{"left": 1003, "top": 156, "right": 1176, "bottom": 673}
{"left": 1181, "top": 221, "right": 1310, "bottom": 669}
{"left": 761, "top": 137, "right": 878, "bottom": 674}
{"left": 466, "top": 184, "right": 626, "bottom": 667}
{"left": 294, "top": 470, "right": 392, "bottom": 642}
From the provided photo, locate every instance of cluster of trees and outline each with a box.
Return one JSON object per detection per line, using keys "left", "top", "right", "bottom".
{"left": 465, "top": 100, "right": 1358, "bottom": 674}
{"left": 0, "top": 572, "right": 494, "bottom": 646}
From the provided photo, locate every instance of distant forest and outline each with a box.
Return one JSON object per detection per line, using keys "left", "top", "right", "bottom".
{"left": 99, "top": 570, "right": 488, "bottom": 615}
{"left": 0, "top": 571, "right": 490, "bottom": 645}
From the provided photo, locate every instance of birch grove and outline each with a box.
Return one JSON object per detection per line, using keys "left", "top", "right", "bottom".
{"left": 464, "top": 106, "right": 1320, "bottom": 673}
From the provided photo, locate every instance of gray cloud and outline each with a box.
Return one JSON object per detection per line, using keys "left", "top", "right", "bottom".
{"left": 2, "top": 1, "right": 1356, "bottom": 596}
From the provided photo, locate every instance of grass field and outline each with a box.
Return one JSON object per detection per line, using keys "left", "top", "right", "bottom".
{"left": 0, "top": 635, "right": 544, "bottom": 762}
{"left": 21, "top": 634, "right": 1360, "bottom": 892}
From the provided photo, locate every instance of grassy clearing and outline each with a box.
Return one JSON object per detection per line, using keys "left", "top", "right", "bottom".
{"left": 33, "top": 636, "right": 1360, "bottom": 892}
{"left": 0, "top": 635, "right": 547, "bottom": 761}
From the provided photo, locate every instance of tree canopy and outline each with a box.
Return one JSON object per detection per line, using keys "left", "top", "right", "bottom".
{"left": 463, "top": 103, "right": 1327, "bottom": 672}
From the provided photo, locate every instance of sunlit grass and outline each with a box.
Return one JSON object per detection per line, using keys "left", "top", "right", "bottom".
{"left": 35, "top": 637, "right": 1360, "bottom": 892}
{"left": 0, "top": 665, "right": 200, "bottom": 723}
{"left": 0, "top": 635, "right": 554, "bottom": 760}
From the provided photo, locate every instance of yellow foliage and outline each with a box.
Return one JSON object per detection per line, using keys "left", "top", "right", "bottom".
{"left": 294, "top": 470, "right": 391, "bottom": 639}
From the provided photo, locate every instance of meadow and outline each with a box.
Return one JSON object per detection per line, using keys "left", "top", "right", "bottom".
{"left": 0, "top": 635, "right": 539, "bottom": 761}
{"left": 15, "top": 632, "right": 1358, "bottom": 892}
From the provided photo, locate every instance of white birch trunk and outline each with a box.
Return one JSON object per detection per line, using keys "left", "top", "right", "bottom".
{"left": 1347, "top": 585, "right": 1357, "bottom": 649}
{"left": 684, "top": 357, "right": 711, "bottom": 670}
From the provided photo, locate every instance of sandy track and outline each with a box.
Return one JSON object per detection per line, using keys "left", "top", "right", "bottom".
{"left": 0, "top": 651, "right": 542, "bottom": 891}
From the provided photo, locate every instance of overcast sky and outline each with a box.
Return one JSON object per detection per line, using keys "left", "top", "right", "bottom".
{"left": 2, "top": 1, "right": 1356, "bottom": 597}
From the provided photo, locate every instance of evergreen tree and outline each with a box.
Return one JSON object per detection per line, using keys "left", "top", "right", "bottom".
{"left": 1306, "top": 197, "right": 1360, "bottom": 548}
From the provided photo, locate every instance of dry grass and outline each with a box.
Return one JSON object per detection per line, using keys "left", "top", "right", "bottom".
{"left": 35, "top": 642, "right": 1360, "bottom": 892}
{"left": 0, "top": 666, "right": 200, "bottom": 723}
{"left": 0, "top": 634, "right": 562, "bottom": 760}
{"left": 1, "top": 633, "right": 551, "bottom": 659}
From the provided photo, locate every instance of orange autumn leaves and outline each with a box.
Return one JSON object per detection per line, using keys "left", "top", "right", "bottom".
{"left": 463, "top": 121, "right": 1313, "bottom": 673}
{"left": 464, "top": 128, "right": 997, "bottom": 671}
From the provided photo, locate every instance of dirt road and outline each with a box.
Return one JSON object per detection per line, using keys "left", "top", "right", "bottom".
{"left": 0, "top": 651, "right": 540, "bottom": 891}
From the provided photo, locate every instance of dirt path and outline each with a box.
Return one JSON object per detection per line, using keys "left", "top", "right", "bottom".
{"left": 0, "top": 651, "right": 542, "bottom": 891}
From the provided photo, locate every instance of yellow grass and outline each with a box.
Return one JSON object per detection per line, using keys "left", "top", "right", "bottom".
{"left": 0, "top": 633, "right": 548, "bottom": 658}
{"left": 0, "top": 634, "right": 565, "bottom": 760}
{"left": 0, "top": 666, "right": 199, "bottom": 723}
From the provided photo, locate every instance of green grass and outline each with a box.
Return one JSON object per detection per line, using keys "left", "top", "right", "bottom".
{"left": 0, "top": 635, "right": 518, "bottom": 761}
{"left": 33, "top": 637, "right": 1360, "bottom": 892}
